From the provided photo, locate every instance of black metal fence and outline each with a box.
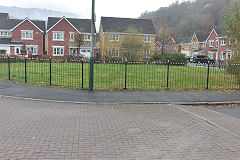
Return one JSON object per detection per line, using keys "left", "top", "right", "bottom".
{"left": 0, "top": 56, "right": 239, "bottom": 91}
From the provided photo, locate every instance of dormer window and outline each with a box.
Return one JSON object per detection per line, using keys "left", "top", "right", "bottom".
{"left": 21, "top": 30, "right": 33, "bottom": 40}
{"left": 144, "top": 35, "right": 151, "bottom": 43}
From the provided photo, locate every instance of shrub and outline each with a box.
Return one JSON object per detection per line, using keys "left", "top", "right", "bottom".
{"left": 152, "top": 52, "right": 187, "bottom": 64}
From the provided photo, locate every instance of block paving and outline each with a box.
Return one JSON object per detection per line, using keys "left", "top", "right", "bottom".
{"left": 0, "top": 97, "right": 240, "bottom": 159}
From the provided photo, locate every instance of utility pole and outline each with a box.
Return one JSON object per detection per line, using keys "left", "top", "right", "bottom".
{"left": 89, "top": 0, "right": 95, "bottom": 91}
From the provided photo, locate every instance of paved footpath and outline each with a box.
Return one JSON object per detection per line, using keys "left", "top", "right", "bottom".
{"left": 0, "top": 97, "right": 240, "bottom": 159}
{"left": 0, "top": 81, "right": 240, "bottom": 104}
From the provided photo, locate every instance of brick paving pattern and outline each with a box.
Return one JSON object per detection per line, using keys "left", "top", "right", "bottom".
{"left": 0, "top": 97, "right": 240, "bottom": 159}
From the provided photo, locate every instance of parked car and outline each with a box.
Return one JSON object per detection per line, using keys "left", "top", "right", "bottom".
{"left": 192, "top": 55, "right": 215, "bottom": 64}
{"left": 187, "top": 56, "right": 193, "bottom": 62}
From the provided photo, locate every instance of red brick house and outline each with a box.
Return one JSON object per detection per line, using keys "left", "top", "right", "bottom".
{"left": 217, "top": 36, "right": 232, "bottom": 61}
{"left": 205, "top": 29, "right": 219, "bottom": 60}
{"left": 205, "top": 29, "right": 233, "bottom": 61}
{"left": 0, "top": 14, "right": 45, "bottom": 56}
{"left": 155, "top": 41, "right": 162, "bottom": 52}
{"left": 165, "top": 38, "right": 178, "bottom": 53}
{"left": 11, "top": 18, "right": 45, "bottom": 56}
{"left": 46, "top": 16, "right": 96, "bottom": 58}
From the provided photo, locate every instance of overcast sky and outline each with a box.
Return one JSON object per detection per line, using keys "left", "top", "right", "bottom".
{"left": 0, "top": 0, "right": 187, "bottom": 18}
{"left": 1, "top": 0, "right": 187, "bottom": 29}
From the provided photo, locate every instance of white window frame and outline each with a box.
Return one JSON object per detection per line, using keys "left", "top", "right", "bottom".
{"left": 84, "top": 34, "right": 91, "bottom": 41}
{"left": 144, "top": 35, "right": 151, "bottom": 43}
{"left": 208, "top": 52, "right": 213, "bottom": 59}
{"left": 69, "top": 32, "right": 74, "bottom": 41}
{"left": 0, "top": 31, "right": 11, "bottom": 37}
{"left": 109, "top": 48, "right": 119, "bottom": 57}
{"left": 21, "top": 30, "right": 33, "bottom": 40}
{"left": 143, "top": 50, "right": 151, "bottom": 58}
{"left": 216, "top": 40, "right": 219, "bottom": 48}
{"left": 220, "top": 52, "right": 225, "bottom": 60}
{"left": 53, "top": 31, "right": 64, "bottom": 41}
{"left": 209, "top": 40, "right": 214, "bottom": 48}
{"left": 109, "top": 34, "right": 119, "bottom": 42}
{"left": 221, "top": 40, "right": 226, "bottom": 46}
{"left": 26, "top": 45, "right": 38, "bottom": 55}
{"left": 53, "top": 46, "right": 64, "bottom": 56}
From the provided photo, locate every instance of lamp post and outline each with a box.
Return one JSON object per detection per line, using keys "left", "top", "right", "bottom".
{"left": 89, "top": 0, "right": 95, "bottom": 91}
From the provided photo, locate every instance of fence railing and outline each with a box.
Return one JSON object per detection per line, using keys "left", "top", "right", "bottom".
{"left": 0, "top": 56, "right": 239, "bottom": 91}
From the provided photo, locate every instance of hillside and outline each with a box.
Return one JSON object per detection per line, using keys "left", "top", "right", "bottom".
{"left": 140, "top": 0, "right": 232, "bottom": 40}
{"left": 0, "top": 6, "right": 80, "bottom": 20}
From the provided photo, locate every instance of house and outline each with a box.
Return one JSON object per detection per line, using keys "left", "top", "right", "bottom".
{"left": 217, "top": 36, "right": 232, "bottom": 61}
{"left": 155, "top": 41, "right": 162, "bottom": 52}
{"left": 99, "top": 17, "right": 156, "bottom": 60}
{"left": 46, "top": 16, "right": 96, "bottom": 58}
{"left": 180, "top": 33, "right": 207, "bottom": 57}
{"left": 11, "top": 18, "right": 45, "bottom": 56}
{"left": 0, "top": 13, "right": 45, "bottom": 56}
{"left": 165, "top": 38, "right": 179, "bottom": 53}
{"left": 205, "top": 29, "right": 219, "bottom": 60}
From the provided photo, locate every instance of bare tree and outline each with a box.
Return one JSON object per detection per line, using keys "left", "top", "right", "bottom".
{"left": 158, "top": 16, "right": 172, "bottom": 53}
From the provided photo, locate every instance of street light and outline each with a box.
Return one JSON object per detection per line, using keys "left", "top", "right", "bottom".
{"left": 89, "top": 0, "right": 95, "bottom": 91}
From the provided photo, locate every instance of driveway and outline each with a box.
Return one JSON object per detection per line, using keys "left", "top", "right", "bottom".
{"left": 0, "top": 97, "right": 240, "bottom": 159}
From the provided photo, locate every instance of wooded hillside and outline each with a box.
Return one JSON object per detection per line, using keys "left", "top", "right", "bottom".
{"left": 140, "top": 0, "right": 232, "bottom": 40}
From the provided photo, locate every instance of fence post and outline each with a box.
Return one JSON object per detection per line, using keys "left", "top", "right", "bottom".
{"left": 167, "top": 60, "right": 170, "bottom": 89}
{"left": 89, "top": 57, "right": 94, "bottom": 91}
{"left": 82, "top": 60, "right": 84, "bottom": 89}
{"left": 8, "top": 56, "right": 10, "bottom": 80}
{"left": 25, "top": 58, "right": 27, "bottom": 83}
{"left": 124, "top": 59, "right": 127, "bottom": 89}
{"left": 206, "top": 61, "right": 210, "bottom": 90}
{"left": 50, "top": 57, "right": 52, "bottom": 86}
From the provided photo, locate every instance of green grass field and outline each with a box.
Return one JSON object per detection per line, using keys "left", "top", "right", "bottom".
{"left": 0, "top": 61, "right": 239, "bottom": 91}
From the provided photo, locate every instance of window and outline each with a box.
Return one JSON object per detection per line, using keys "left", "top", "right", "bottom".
{"left": 109, "top": 34, "right": 119, "bottom": 41}
{"left": 208, "top": 52, "right": 213, "bottom": 59}
{"left": 228, "top": 40, "right": 231, "bottom": 46}
{"left": 209, "top": 40, "right": 214, "bottom": 47}
{"left": 53, "top": 46, "right": 64, "bottom": 56}
{"left": 109, "top": 48, "right": 119, "bottom": 57}
{"left": 221, "top": 40, "right": 226, "bottom": 46}
{"left": 203, "top": 43, "right": 206, "bottom": 47}
{"left": 0, "top": 31, "right": 11, "bottom": 37}
{"left": 216, "top": 40, "right": 219, "bottom": 48}
{"left": 84, "top": 34, "right": 91, "bottom": 41}
{"left": 53, "top": 32, "right": 64, "bottom": 41}
{"left": 26, "top": 45, "right": 38, "bottom": 55}
{"left": 144, "top": 35, "right": 151, "bottom": 43}
{"left": 69, "top": 32, "right": 74, "bottom": 40}
{"left": 220, "top": 52, "right": 225, "bottom": 60}
{"left": 143, "top": 50, "right": 151, "bottom": 58}
{"left": 21, "top": 30, "right": 33, "bottom": 40}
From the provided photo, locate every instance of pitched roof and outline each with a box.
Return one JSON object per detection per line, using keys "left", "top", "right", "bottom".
{"left": 47, "top": 17, "right": 94, "bottom": 33}
{"left": 0, "top": 38, "right": 24, "bottom": 45}
{"left": 29, "top": 20, "right": 46, "bottom": 32}
{"left": 195, "top": 33, "right": 208, "bottom": 42}
{"left": 101, "top": 17, "right": 156, "bottom": 35}
{"left": 0, "top": 19, "right": 22, "bottom": 30}
{"left": 0, "top": 18, "right": 45, "bottom": 32}
{"left": 0, "top": 13, "right": 9, "bottom": 20}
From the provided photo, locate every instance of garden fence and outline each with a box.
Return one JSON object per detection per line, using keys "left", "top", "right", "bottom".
{"left": 0, "top": 56, "right": 239, "bottom": 91}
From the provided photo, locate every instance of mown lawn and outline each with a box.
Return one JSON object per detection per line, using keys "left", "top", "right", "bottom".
{"left": 0, "top": 61, "right": 239, "bottom": 91}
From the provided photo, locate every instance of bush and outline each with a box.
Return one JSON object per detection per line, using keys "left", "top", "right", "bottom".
{"left": 152, "top": 52, "right": 187, "bottom": 64}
